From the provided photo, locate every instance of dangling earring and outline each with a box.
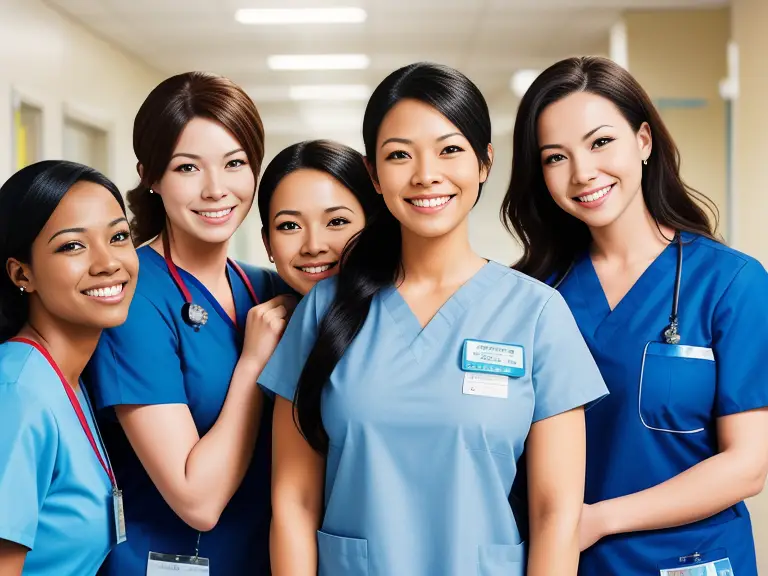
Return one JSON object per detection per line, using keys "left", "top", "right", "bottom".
{"left": 643, "top": 159, "right": 648, "bottom": 166}
{"left": 268, "top": 255, "right": 274, "bottom": 263}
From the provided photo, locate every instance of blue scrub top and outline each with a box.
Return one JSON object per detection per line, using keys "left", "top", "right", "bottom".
{"left": 556, "top": 233, "right": 768, "bottom": 575}
{"left": 83, "top": 245, "right": 289, "bottom": 575}
{"left": 0, "top": 341, "right": 114, "bottom": 576}
{"left": 259, "top": 261, "right": 608, "bottom": 576}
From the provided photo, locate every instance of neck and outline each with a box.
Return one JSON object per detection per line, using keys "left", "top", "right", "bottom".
{"left": 589, "top": 190, "right": 674, "bottom": 265}
{"left": 19, "top": 306, "right": 101, "bottom": 388}
{"left": 399, "top": 219, "right": 482, "bottom": 285}
{"left": 152, "top": 223, "right": 230, "bottom": 284}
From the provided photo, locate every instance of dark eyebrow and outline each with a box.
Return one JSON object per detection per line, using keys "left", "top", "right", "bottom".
{"left": 325, "top": 206, "right": 354, "bottom": 214}
{"left": 274, "top": 209, "right": 301, "bottom": 220}
{"left": 539, "top": 125, "right": 613, "bottom": 152}
{"left": 48, "top": 217, "right": 129, "bottom": 243}
{"left": 109, "top": 217, "right": 128, "bottom": 227}
{"left": 170, "top": 148, "right": 245, "bottom": 161}
{"left": 381, "top": 132, "right": 463, "bottom": 148}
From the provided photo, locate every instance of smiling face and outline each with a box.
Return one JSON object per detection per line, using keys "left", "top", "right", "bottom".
{"left": 537, "top": 91, "right": 652, "bottom": 230}
{"left": 7, "top": 180, "right": 139, "bottom": 330}
{"left": 264, "top": 168, "right": 365, "bottom": 295}
{"left": 153, "top": 116, "right": 256, "bottom": 246}
{"left": 372, "top": 99, "right": 490, "bottom": 239}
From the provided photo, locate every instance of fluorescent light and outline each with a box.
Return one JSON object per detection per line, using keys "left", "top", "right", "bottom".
{"left": 268, "top": 54, "right": 370, "bottom": 71}
{"left": 235, "top": 8, "right": 367, "bottom": 25}
{"left": 289, "top": 84, "right": 370, "bottom": 101}
{"left": 510, "top": 69, "right": 541, "bottom": 99}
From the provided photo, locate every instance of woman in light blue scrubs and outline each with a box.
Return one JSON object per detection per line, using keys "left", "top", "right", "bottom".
{"left": 257, "top": 139, "right": 379, "bottom": 296}
{"left": 0, "top": 160, "right": 138, "bottom": 575}
{"left": 260, "top": 62, "right": 608, "bottom": 576}
{"left": 83, "top": 72, "right": 294, "bottom": 575}
{"left": 503, "top": 56, "right": 768, "bottom": 575}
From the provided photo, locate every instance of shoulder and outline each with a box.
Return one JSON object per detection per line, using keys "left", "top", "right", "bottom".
{"left": 0, "top": 343, "right": 58, "bottom": 424}
{"left": 687, "top": 234, "right": 767, "bottom": 293}
{"left": 487, "top": 261, "right": 563, "bottom": 313}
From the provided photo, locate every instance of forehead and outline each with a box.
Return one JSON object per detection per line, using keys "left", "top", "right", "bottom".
{"left": 41, "top": 180, "right": 124, "bottom": 232}
{"left": 378, "top": 99, "right": 463, "bottom": 143}
{"left": 538, "top": 92, "right": 629, "bottom": 142}
{"left": 270, "top": 169, "right": 360, "bottom": 215}
{"left": 173, "top": 117, "right": 242, "bottom": 153}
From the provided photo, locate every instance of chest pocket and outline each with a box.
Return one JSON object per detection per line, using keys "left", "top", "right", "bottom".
{"left": 639, "top": 342, "right": 716, "bottom": 433}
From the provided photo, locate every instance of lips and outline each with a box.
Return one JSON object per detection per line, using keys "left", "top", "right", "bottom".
{"left": 574, "top": 184, "right": 614, "bottom": 203}
{"left": 295, "top": 262, "right": 338, "bottom": 275}
{"left": 194, "top": 207, "right": 234, "bottom": 218}
{"left": 82, "top": 283, "right": 125, "bottom": 298}
{"left": 406, "top": 195, "right": 454, "bottom": 208}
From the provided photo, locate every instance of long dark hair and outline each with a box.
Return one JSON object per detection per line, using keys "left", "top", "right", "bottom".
{"left": 127, "top": 71, "right": 265, "bottom": 246}
{"left": 293, "top": 62, "right": 493, "bottom": 452}
{"left": 257, "top": 139, "right": 381, "bottom": 235}
{"left": 0, "top": 160, "right": 126, "bottom": 343}
{"left": 502, "top": 56, "right": 718, "bottom": 283}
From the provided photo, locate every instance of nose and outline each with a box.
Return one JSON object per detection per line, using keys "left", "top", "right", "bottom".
{"left": 570, "top": 151, "right": 599, "bottom": 186}
{"left": 300, "top": 225, "right": 330, "bottom": 257}
{"left": 411, "top": 155, "right": 444, "bottom": 188}
{"left": 89, "top": 240, "right": 122, "bottom": 277}
{"left": 201, "top": 168, "right": 227, "bottom": 201}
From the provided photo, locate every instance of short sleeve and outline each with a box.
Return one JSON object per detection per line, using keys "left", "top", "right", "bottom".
{"left": 258, "top": 280, "right": 332, "bottom": 401}
{"left": 713, "top": 259, "right": 768, "bottom": 416}
{"left": 531, "top": 291, "right": 608, "bottom": 422}
{"left": 84, "top": 293, "right": 187, "bottom": 409}
{"left": 0, "top": 387, "right": 57, "bottom": 549}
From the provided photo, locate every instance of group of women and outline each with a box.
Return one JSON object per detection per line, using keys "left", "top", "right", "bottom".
{"left": 0, "top": 56, "right": 766, "bottom": 576}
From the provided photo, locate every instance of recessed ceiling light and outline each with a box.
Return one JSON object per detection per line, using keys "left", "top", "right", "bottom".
{"left": 289, "top": 84, "right": 370, "bottom": 101}
{"left": 235, "top": 8, "right": 367, "bottom": 25}
{"left": 267, "top": 54, "right": 370, "bottom": 71}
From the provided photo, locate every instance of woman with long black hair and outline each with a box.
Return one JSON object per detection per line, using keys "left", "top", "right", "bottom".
{"left": 503, "top": 56, "right": 768, "bottom": 576}
{"left": 259, "top": 62, "right": 607, "bottom": 576}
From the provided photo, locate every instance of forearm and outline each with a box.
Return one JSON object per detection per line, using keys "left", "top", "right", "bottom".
{"left": 527, "top": 510, "right": 580, "bottom": 575}
{"left": 0, "top": 540, "right": 26, "bottom": 576}
{"left": 270, "top": 507, "right": 319, "bottom": 576}
{"left": 599, "top": 450, "right": 764, "bottom": 536}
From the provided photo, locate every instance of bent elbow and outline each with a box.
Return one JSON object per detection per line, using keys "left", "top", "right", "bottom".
{"left": 747, "top": 475, "right": 768, "bottom": 499}
{"left": 176, "top": 503, "right": 223, "bottom": 533}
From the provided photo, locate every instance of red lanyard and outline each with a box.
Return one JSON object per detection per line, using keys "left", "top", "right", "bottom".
{"left": 162, "top": 233, "right": 259, "bottom": 326}
{"left": 10, "top": 337, "right": 116, "bottom": 487}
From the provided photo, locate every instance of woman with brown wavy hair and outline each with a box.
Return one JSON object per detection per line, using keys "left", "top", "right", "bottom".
{"left": 84, "top": 72, "right": 294, "bottom": 575}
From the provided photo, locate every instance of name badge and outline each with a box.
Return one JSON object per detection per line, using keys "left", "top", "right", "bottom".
{"left": 658, "top": 550, "right": 733, "bottom": 576}
{"left": 463, "top": 373, "right": 509, "bottom": 399}
{"left": 113, "top": 489, "right": 126, "bottom": 545}
{"left": 462, "top": 339, "right": 525, "bottom": 378}
{"left": 147, "top": 553, "right": 210, "bottom": 575}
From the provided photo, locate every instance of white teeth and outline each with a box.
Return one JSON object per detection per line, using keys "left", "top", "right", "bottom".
{"left": 576, "top": 185, "right": 612, "bottom": 203}
{"left": 300, "top": 265, "right": 331, "bottom": 274}
{"left": 85, "top": 284, "right": 123, "bottom": 298}
{"left": 198, "top": 208, "right": 233, "bottom": 218}
{"left": 410, "top": 196, "right": 452, "bottom": 208}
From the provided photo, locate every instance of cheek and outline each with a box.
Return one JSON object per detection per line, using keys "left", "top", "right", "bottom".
{"left": 229, "top": 171, "right": 256, "bottom": 200}
{"left": 159, "top": 175, "right": 197, "bottom": 209}
{"left": 269, "top": 234, "right": 300, "bottom": 265}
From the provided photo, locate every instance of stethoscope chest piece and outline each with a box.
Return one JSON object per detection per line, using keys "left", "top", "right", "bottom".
{"left": 182, "top": 302, "right": 208, "bottom": 331}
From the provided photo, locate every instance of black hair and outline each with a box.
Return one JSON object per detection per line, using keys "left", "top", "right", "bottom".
{"left": 0, "top": 160, "right": 125, "bottom": 342}
{"left": 257, "top": 139, "right": 380, "bottom": 235}
{"left": 502, "top": 56, "right": 718, "bottom": 283}
{"left": 293, "top": 62, "right": 492, "bottom": 452}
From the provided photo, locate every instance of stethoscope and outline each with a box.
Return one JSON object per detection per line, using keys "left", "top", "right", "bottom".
{"left": 162, "top": 233, "right": 259, "bottom": 331}
{"left": 553, "top": 231, "right": 684, "bottom": 345}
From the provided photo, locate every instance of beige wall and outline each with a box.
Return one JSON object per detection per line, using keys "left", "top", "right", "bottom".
{"left": 625, "top": 9, "right": 730, "bottom": 238}
{"left": 0, "top": 0, "right": 161, "bottom": 192}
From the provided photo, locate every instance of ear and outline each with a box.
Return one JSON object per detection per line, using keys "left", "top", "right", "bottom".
{"left": 261, "top": 228, "right": 273, "bottom": 262}
{"left": 364, "top": 157, "right": 382, "bottom": 195}
{"left": 637, "top": 122, "right": 652, "bottom": 162}
{"left": 6, "top": 258, "right": 33, "bottom": 294}
{"left": 480, "top": 143, "right": 495, "bottom": 184}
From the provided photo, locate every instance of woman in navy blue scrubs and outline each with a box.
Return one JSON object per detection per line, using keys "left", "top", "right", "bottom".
{"left": 503, "top": 56, "right": 768, "bottom": 575}
{"left": 84, "top": 72, "right": 294, "bottom": 575}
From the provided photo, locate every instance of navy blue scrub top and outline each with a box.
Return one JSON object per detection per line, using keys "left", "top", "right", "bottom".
{"left": 556, "top": 233, "right": 768, "bottom": 575}
{"left": 84, "top": 245, "right": 289, "bottom": 575}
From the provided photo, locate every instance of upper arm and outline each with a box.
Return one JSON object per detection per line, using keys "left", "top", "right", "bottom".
{"left": 531, "top": 291, "right": 608, "bottom": 422}
{"left": 84, "top": 293, "right": 186, "bottom": 409}
{"left": 0, "top": 539, "right": 27, "bottom": 576}
{"left": 0, "top": 389, "right": 56, "bottom": 551}
{"left": 271, "top": 397, "right": 324, "bottom": 520}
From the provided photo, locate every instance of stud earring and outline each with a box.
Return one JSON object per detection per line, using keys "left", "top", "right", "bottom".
{"left": 643, "top": 159, "right": 648, "bottom": 166}
{"left": 19, "top": 286, "right": 25, "bottom": 293}
{"left": 268, "top": 255, "right": 274, "bottom": 263}
{"left": 149, "top": 188, "right": 155, "bottom": 194}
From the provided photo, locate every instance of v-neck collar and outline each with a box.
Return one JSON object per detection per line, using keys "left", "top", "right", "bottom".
{"left": 380, "top": 261, "right": 506, "bottom": 362}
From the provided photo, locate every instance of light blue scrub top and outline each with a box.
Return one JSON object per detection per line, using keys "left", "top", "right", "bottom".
{"left": 0, "top": 341, "right": 114, "bottom": 576}
{"left": 260, "top": 261, "right": 608, "bottom": 576}
{"left": 84, "top": 245, "right": 289, "bottom": 575}
{"left": 556, "top": 233, "right": 768, "bottom": 575}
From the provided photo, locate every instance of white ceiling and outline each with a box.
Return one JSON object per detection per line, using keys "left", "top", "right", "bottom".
{"left": 44, "top": 0, "right": 729, "bottom": 138}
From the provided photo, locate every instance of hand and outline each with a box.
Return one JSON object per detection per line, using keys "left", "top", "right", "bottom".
{"left": 579, "top": 502, "right": 608, "bottom": 552}
{"left": 241, "top": 295, "right": 297, "bottom": 363}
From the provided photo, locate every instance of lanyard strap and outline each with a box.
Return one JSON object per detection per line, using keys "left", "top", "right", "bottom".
{"left": 10, "top": 337, "right": 116, "bottom": 487}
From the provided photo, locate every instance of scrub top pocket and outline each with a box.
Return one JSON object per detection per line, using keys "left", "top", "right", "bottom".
{"left": 317, "top": 530, "right": 369, "bottom": 576}
{"left": 639, "top": 342, "right": 716, "bottom": 433}
{"left": 477, "top": 542, "right": 526, "bottom": 576}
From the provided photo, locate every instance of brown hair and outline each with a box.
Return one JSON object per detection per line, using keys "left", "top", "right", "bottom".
{"left": 127, "top": 71, "right": 265, "bottom": 246}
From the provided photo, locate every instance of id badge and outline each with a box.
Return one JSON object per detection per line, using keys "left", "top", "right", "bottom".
{"left": 147, "top": 552, "right": 210, "bottom": 575}
{"left": 112, "top": 489, "right": 127, "bottom": 544}
{"left": 462, "top": 339, "right": 525, "bottom": 377}
{"left": 658, "top": 549, "right": 734, "bottom": 576}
